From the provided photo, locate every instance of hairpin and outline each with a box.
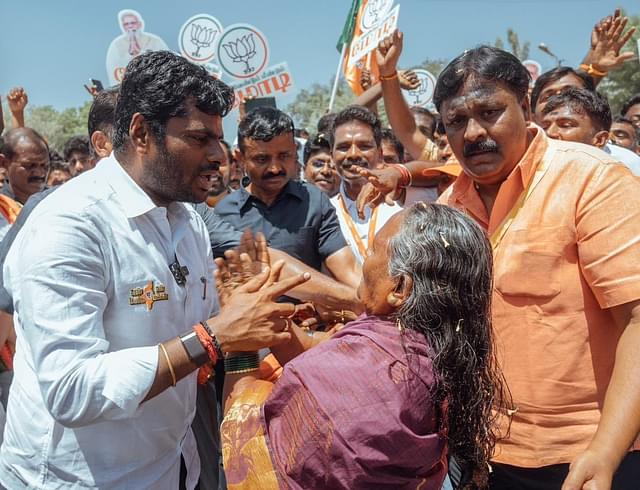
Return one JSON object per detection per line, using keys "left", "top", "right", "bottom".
{"left": 439, "top": 231, "right": 450, "bottom": 248}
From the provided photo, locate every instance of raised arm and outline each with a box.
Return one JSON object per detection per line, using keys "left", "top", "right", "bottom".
{"left": 7, "top": 87, "right": 28, "bottom": 129}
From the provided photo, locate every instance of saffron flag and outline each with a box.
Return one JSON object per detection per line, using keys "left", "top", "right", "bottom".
{"left": 336, "top": 0, "right": 380, "bottom": 96}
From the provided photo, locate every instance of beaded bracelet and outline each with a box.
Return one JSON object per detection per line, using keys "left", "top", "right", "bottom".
{"left": 224, "top": 352, "right": 260, "bottom": 374}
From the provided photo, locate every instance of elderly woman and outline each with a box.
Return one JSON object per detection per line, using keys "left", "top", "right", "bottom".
{"left": 220, "top": 203, "right": 506, "bottom": 489}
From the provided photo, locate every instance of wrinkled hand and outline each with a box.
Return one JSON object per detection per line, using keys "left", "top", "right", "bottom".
{"left": 376, "top": 30, "right": 404, "bottom": 77}
{"left": 354, "top": 165, "right": 402, "bottom": 219}
{"left": 561, "top": 449, "right": 615, "bottom": 490}
{"left": 399, "top": 69, "right": 420, "bottom": 90}
{"left": 209, "top": 261, "right": 311, "bottom": 352}
{"left": 7, "top": 87, "right": 28, "bottom": 113}
{"left": 214, "top": 230, "right": 269, "bottom": 307}
{"left": 588, "top": 8, "right": 636, "bottom": 73}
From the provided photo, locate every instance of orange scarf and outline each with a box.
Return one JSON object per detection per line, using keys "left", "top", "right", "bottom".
{"left": 0, "top": 194, "right": 21, "bottom": 370}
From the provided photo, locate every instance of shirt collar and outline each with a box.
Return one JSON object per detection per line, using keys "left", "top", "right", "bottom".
{"left": 447, "top": 123, "right": 549, "bottom": 231}
{"left": 101, "top": 154, "right": 163, "bottom": 219}
{"left": 237, "top": 179, "right": 303, "bottom": 209}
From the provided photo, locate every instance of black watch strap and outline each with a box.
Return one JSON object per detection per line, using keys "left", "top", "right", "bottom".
{"left": 180, "top": 331, "right": 209, "bottom": 366}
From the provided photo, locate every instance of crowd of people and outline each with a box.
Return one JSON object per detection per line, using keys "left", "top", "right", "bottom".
{"left": 0, "top": 6, "right": 639, "bottom": 490}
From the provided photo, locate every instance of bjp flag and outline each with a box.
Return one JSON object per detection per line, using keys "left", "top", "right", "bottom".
{"left": 336, "top": 0, "right": 380, "bottom": 96}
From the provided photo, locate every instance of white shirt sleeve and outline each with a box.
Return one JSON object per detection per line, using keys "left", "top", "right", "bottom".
{"left": 5, "top": 211, "right": 158, "bottom": 428}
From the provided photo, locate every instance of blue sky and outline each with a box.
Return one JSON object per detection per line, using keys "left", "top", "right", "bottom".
{"left": 1, "top": 0, "right": 638, "bottom": 137}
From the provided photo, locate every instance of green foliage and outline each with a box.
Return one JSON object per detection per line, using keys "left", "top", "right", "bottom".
{"left": 598, "top": 12, "right": 640, "bottom": 114}
{"left": 495, "top": 28, "right": 530, "bottom": 60}
{"left": 286, "top": 58, "right": 446, "bottom": 131}
{"left": 1, "top": 99, "right": 92, "bottom": 153}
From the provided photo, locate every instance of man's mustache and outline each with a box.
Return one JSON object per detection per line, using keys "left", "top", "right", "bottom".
{"left": 263, "top": 171, "right": 286, "bottom": 180}
{"left": 463, "top": 139, "right": 499, "bottom": 157}
{"left": 28, "top": 176, "right": 45, "bottom": 184}
{"left": 342, "top": 158, "right": 368, "bottom": 169}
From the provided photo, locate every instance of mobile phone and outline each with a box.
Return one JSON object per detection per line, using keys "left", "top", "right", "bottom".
{"left": 90, "top": 78, "right": 104, "bottom": 92}
{"left": 245, "top": 96, "right": 277, "bottom": 113}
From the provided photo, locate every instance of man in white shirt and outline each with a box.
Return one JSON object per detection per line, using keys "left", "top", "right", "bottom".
{"left": 329, "top": 106, "right": 402, "bottom": 263}
{"left": 0, "top": 51, "right": 306, "bottom": 490}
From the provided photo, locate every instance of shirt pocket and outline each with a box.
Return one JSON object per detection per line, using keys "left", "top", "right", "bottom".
{"left": 495, "top": 226, "right": 574, "bottom": 299}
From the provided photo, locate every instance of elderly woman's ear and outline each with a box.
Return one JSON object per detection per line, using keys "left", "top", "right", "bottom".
{"left": 386, "top": 274, "right": 413, "bottom": 308}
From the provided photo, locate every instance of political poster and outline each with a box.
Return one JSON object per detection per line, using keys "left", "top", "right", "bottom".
{"left": 404, "top": 69, "right": 437, "bottom": 107}
{"left": 105, "top": 9, "right": 169, "bottom": 86}
{"left": 230, "top": 62, "right": 294, "bottom": 109}
{"left": 217, "top": 23, "right": 270, "bottom": 80}
{"left": 347, "top": 4, "right": 400, "bottom": 67}
{"left": 179, "top": 14, "right": 224, "bottom": 65}
{"left": 522, "top": 59, "right": 542, "bottom": 83}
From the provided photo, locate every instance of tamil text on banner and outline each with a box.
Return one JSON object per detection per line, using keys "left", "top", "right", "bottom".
{"left": 105, "top": 9, "right": 168, "bottom": 86}
{"left": 347, "top": 3, "right": 400, "bottom": 67}
{"left": 230, "top": 62, "right": 294, "bottom": 109}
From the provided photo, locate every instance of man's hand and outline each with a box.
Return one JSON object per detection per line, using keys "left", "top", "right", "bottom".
{"left": 376, "top": 30, "right": 404, "bottom": 77}
{"left": 587, "top": 9, "right": 636, "bottom": 73}
{"left": 354, "top": 165, "right": 402, "bottom": 219}
{"left": 561, "top": 449, "right": 615, "bottom": 490}
{"left": 399, "top": 70, "right": 420, "bottom": 91}
{"left": 360, "top": 68, "right": 373, "bottom": 91}
{"left": 7, "top": 87, "right": 28, "bottom": 114}
{"left": 209, "top": 261, "right": 311, "bottom": 352}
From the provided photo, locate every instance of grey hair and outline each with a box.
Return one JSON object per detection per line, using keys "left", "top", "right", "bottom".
{"left": 388, "top": 202, "right": 508, "bottom": 487}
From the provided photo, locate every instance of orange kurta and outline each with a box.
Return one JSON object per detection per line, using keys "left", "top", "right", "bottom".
{"left": 439, "top": 125, "right": 640, "bottom": 467}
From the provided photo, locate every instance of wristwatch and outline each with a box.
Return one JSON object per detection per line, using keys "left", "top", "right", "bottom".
{"left": 179, "top": 331, "right": 209, "bottom": 366}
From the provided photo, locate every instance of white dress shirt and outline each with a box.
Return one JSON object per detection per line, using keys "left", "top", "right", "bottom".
{"left": 604, "top": 143, "right": 640, "bottom": 176}
{"left": 330, "top": 184, "right": 402, "bottom": 263}
{"left": 0, "top": 154, "right": 217, "bottom": 489}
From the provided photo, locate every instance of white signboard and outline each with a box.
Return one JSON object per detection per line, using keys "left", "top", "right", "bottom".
{"left": 217, "top": 23, "right": 270, "bottom": 79}
{"left": 179, "top": 14, "right": 224, "bottom": 65}
{"left": 359, "top": 0, "right": 395, "bottom": 31}
{"left": 106, "top": 9, "right": 169, "bottom": 86}
{"left": 404, "top": 69, "right": 437, "bottom": 107}
{"left": 348, "top": 4, "right": 400, "bottom": 66}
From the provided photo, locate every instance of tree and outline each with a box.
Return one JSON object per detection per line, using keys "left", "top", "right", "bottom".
{"left": 287, "top": 57, "right": 446, "bottom": 130}
{"left": 0, "top": 99, "right": 92, "bottom": 153}
{"left": 597, "top": 11, "right": 640, "bottom": 114}
{"left": 495, "top": 28, "right": 530, "bottom": 60}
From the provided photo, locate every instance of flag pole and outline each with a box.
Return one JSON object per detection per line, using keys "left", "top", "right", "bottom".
{"left": 329, "top": 43, "right": 348, "bottom": 112}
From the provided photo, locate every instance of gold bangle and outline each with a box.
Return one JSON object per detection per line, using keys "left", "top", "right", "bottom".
{"left": 226, "top": 367, "right": 260, "bottom": 375}
{"left": 580, "top": 63, "right": 607, "bottom": 77}
{"left": 379, "top": 71, "right": 398, "bottom": 81}
{"left": 159, "top": 343, "right": 177, "bottom": 386}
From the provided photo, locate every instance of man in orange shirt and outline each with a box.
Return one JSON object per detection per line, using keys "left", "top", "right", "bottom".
{"left": 373, "top": 31, "right": 640, "bottom": 489}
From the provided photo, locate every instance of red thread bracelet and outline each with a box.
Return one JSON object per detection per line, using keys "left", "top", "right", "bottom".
{"left": 193, "top": 323, "right": 219, "bottom": 364}
{"left": 391, "top": 164, "right": 412, "bottom": 188}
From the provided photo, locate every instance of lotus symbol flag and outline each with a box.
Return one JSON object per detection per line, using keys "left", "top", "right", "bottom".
{"left": 190, "top": 23, "right": 217, "bottom": 57}
{"left": 222, "top": 34, "right": 257, "bottom": 74}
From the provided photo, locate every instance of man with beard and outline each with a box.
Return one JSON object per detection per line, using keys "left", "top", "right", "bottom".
{"left": 329, "top": 106, "right": 402, "bottom": 264}
{"left": 369, "top": 31, "right": 640, "bottom": 489}
{"left": 216, "top": 107, "right": 361, "bottom": 289}
{"left": 205, "top": 139, "right": 234, "bottom": 208}
{"left": 0, "top": 51, "right": 311, "bottom": 490}
{"left": 0, "top": 127, "right": 48, "bottom": 204}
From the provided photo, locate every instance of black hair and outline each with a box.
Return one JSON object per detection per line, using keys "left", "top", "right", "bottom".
{"left": 410, "top": 106, "right": 437, "bottom": 138}
{"left": 303, "top": 133, "right": 331, "bottom": 165}
{"left": 49, "top": 149, "right": 64, "bottom": 164}
{"left": 330, "top": 105, "right": 382, "bottom": 148}
{"left": 612, "top": 115, "right": 639, "bottom": 140}
{"left": 530, "top": 66, "right": 595, "bottom": 112}
{"left": 389, "top": 202, "right": 510, "bottom": 488}
{"left": 88, "top": 87, "right": 119, "bottom": 138}
{"left": 380, "top": 127, "right": 405, "bottom": 162}
{"left": 63, "top": 135, "right": 91, "bottom": 161}
{"left": 112, "top": 51, "right": 234, "bottom": 153}
{"left": 237, "top": 106, "right": 295, "bottom": 152}
{"left": 434, "top": 46, "right": 530, "bottom": 112}
{"left": 49, "top": 159, "right": 71, "bottom": 173}
{"left": 621, "top": 93, "right": 640, "bottom": 118}
{"left": 316, "top": 112, "right": 337, "bottom": 138}
{"left": 542, "top": 87, "right": 612, "bottom": 132}
{"left": 0, "top": 127, "right": 49, "bottom": 160}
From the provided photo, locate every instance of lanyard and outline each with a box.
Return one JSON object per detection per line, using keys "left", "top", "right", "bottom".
{"left": 337, "top": 195, "right": 379, "bottom": 259}
{"left": 489, "top": 147, "right": 553, "bottom": 251}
